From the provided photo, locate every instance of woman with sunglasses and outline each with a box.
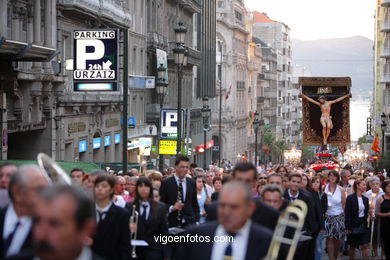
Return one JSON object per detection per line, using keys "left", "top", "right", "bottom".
{"left": 125, "top": 177, "right": 169, "bottom": 260}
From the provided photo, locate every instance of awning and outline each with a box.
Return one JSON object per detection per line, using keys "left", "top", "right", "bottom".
{"left": 0, "top": 37, "right": 59, "bottom": 62}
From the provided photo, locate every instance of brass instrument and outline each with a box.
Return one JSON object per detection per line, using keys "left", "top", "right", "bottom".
{"left": 37, "top": 153, "right": 72, "bottom": 185}
{"left": 130, "top": 204, "right": 139, "bottom": 259}
{"left": 264, "top": 199, "right": 308, "bottom": 260}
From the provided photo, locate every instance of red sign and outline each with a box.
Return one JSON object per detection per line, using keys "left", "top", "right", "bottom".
{"left": 194, "top": 140, "right": 214, "bottom": 153}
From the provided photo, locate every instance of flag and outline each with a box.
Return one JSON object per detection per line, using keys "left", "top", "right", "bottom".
{"left": 371, "top": 135, "right": 380, "bottom": 154}
{"left": 225, "top": 85, "right": 232, "bottom": 100}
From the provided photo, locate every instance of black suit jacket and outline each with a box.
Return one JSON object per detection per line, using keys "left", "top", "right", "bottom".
{"left": 159, "top": 176, "right": 200, "bottom": 227}
{"left": 205, "top": 199, "right": 279, "bottom": 231}
{"left": 283, "top": 189, "right": 319, "bottom": 235}
{"left": 125, "top": 201, "right": 169, "bottom": 258}
{"left": 92, "top": 204, "right": 130, "bottom": 260}
{"left": 0, "top": 205, "right": 32, "bottom": 259}
{"left": 345, "top": 193, "right": 369, "bottom": 230}
{"left": 173, "top": 221, "right": 272, "bottom": 260}
{"left": 5, "top": 248, "right": 106, "bottom": 260}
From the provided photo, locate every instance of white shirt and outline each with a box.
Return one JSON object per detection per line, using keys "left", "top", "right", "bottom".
{"left": 325, "top": 184, "right": 344, "bottom": 216}
{"left": 357, "top": 197, "right": 365, "bottom": 218}
{"left": 114, "top": 195, "right": 126, "bottom": 208}
{"left": 364, "top": 189, "right": 385, "bottom": 207}
{"left": 34, "top": 246, "right": 92, "bottom": 260}
{"left": 96, "top": 202, "right": 112, "bottom": 223}
{"left": 205, "top": 184, "right": 214, "bottom": 198}
{"left": 288, "top": 190, "right": 300, "bottom": 201}
{"left": 140, "top": 201, "right": 150, "bottom": 220}
{"left": 3, "top": 204, "right": 32, "bottom": 257}
{"left": 210, "top": 219, "right": 252, "bottom": 260}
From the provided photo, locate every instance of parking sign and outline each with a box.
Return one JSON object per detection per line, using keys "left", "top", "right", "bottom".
{"left": 73, "top": 29, "right": 118, "bottom": 91}
{"left": 160, "top": 109, "right": 184, "bottom": 139}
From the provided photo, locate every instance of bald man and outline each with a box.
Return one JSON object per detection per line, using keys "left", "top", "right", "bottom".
{"left": 0, "top": 165, "right": 48, "bottom": 259}
{"left": 174, "top": 181, "right": 272, "bottom": 260}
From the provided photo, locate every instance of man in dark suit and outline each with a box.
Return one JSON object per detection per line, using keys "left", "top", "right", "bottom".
{"left": 1, "top": 165, "right": 48, "bottom": 259}
{"left": 173, "top": 181, "right": 272, "bottom": 260}
{"left": 159, "top": 156, "right": 200, "bottom": 227}
{"left": 6, "top": 185, "right": 105, "bottom": 260}
{"left": 206, "top": 162, "right": 279, "bottom": 230}
{"left": 261, "top": 184, "right": 290, "bottom": 212}
{"left": 283, "top": 172, "right": 318, "bottom": 260}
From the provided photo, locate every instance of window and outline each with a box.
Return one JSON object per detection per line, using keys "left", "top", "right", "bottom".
{"left": 218, "top": 0, "right": 225, "bottom": 8}
{"left": 235, "top": 11, "right": 243, "bottom": 21}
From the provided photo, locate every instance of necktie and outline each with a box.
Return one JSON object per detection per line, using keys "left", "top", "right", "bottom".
{"left": 291, "top": 196, "right": 297, "bottom": 201}
{"left": 223, "top": 233, "right": 236, "bottom": 260}
{"left": 4, "top": 221, "right": 21, "bottom": 254}
{"left": 178, "top": 179, "right": 184, "bottom": 202}
{"left": 141, "top": 204, "right": 148, "bottom": 220}
{"left": 97, "top": 211, "right": 107, "bottom": 223}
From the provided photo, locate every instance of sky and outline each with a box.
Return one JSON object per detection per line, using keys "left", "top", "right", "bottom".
{"left": 244, "top": 0, "right": 376, "bottom": 40}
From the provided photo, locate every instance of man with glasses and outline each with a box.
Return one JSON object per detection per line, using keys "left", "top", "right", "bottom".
{"left": 160, "top": 156, "right": 200, "bottom": 227}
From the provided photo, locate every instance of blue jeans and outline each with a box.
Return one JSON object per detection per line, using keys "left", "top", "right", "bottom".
{"left": 315, "top": 231, "right": 325, "bottom": 260}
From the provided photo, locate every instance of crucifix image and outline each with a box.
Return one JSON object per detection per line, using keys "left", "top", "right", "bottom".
{"left": 299, "top": 93, "right": 351, "bottom": 146}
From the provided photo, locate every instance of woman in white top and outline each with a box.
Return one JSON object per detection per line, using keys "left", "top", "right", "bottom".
{"left": 324, "top": 170, "right": 346, "bottom": 260}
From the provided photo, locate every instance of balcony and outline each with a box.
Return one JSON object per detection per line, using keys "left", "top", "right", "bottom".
{"left": 257, "top": 97, "right": 265, "bottom": 104}
{"left": 381, "top": 62, "right": 390, "bottom": 83}
{"left": 167, "top": 42, "right": 201, "bottom": 66}
{"left": 382, "top": 37, "right": 390, "bottom": 58}
{"left": 263, "top": 107, "right": 276, "bottom": 117}
{"left": 59, "top": 0, "right": 132, "bottom": 26}
{"left": 382, "top": 0, "right": 390, "bottom": 6}
{"left": 147, "top": 33, "right": 168, "bottom": 50}
{"left": 383, "top": 12, "right": 390, "bottom": 32}
{"left": 247, "top": 61, "right": 257, "bottom": 71}
{"left": 177, "top": 0, "right": 201, "bottom": 13}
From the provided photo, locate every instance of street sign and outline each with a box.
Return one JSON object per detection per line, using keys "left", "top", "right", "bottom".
{"left": 159, "top": 140, "right": 177, "bottom": 155}
{"left": 160, "top": 109, "right": 184, "bottom": 139}
{"left": 128, "top": 117, "right": 136, "bottom": 128}
{"left": 73, "top": 29, "right": 118, "bottom": 91}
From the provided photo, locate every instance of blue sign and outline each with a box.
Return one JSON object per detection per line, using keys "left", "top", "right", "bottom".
{"left": 92, "top": 137, "right": 101, "bottom": 149}
{"left": 129, "top": 76, "right": 155, "bottom": 89}
{"left": 73, "top": 29, "right": 118, "bottom": 91}
{"left": 79, "top": 140, "right": 87, "bottom": 153}
{"left": 104, "top": 136, "right": 110, "bottom": 146}
{"left": 128, "top": 117, "right": 136, "bottom": 128}
{"left": 114, "top": 133, "right": 120, "bottom": 144}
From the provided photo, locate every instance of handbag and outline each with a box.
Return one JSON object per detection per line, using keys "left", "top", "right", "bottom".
{"left": 351, "top": 223, "right": 366, "bottom": 235}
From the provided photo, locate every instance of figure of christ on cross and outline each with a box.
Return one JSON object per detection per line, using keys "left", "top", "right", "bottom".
{"left": 299, "top": 93, "right": 351, "bottom": 146}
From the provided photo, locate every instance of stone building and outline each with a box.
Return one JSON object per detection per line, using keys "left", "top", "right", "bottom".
{"left": 0, "top": 0, "right": 151, "bottom": 163}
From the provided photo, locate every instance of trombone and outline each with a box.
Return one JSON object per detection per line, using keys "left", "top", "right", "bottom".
{"left": 130, "top": 204, "right": 139, "bottom": 259}
{"left": 264, "top": 199, "right": 308, "bottom": 260}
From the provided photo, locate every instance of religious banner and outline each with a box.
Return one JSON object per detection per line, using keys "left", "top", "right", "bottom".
{"left": 299, "top": 77, "right": 351, "bottom": 147}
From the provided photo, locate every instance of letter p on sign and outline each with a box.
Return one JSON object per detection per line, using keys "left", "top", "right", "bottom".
{"left": 76, "top": 39, "right": 105, "bottom": 70}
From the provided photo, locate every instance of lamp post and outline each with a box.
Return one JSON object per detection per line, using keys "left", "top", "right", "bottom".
{"left": 173, "top": 22, "right": 187, "bottom": 156}
{"left": 218, "top": 40, "right": 223, "bottom": 166}
{"left": 201, "top": 97, "right": 211, "bottom": 170}
{"left": 259, "top": 124, "right": 271, "bottom": 166}
{"left": 156, "top": 63, "right": 168, "bottom": 171}
{"left": 381, "top": 112, "right": 387, "bottom": 156}
{"left": 252, "top": 111, "right": 261, "bottom": 166}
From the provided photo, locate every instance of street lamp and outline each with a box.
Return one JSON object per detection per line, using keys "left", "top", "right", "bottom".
{"left": 156, "top": 63, "right": 168, "bottom": 171}
{"left": 173, "top": 22, "right": 187, "bottom": 156}
{"left": 381, "top": 112, "right": 387, "bottom": 156}
{"left": 252, "top": 111, "right": 261, "bottom": 166}
{"left": 283, "top": 147, "right": 302, "bottom": 165}
{"left": 201, "top": 97, "right": 211, "bottom": 170}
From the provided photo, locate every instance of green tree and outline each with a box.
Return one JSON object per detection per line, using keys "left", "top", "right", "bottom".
{"left": 358, "top": 135, "right": 370, "bottom": 146}
{"left": 301, "top": 145, "right": 315, "bottom": 163}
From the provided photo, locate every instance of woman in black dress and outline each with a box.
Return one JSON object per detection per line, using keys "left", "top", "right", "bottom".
{"left": 376, "top": 180, "right": 390, "bottom": 260}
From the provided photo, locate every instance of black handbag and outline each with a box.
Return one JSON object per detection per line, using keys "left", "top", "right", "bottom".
{"left": 351, "top": 223, "right": 366, "bottom": 235}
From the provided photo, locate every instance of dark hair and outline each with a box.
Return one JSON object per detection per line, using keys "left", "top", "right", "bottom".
{"left": 70, "top": 168, "right": 85, "bottom": 176}
{"left": 308, "top": 176, "right": 322, "bottom": 193}
{"left": 275, "top": 166, "right": 289, "bottom": 175}
{"left": 261, "top": 184, "right": 283, "bottom": 198}
{"left": 190, "top": 163, "right": 198, "bottom": 169}
{"left": 94, "top": 175, "right": 116, "bottom": 199}
{"left": 288, "top": 172, "right": 302, "bottom": 181}
{"left": 267, "top": 173, "right": 283, "bottom": 182}
{"left": 39, "top": 185, "right": 95, "bottom": 230}
{"left": 328, "top": 170, "right": 340, "bottom": 183}
{"left": 382, "top": 180, "right": 390, "bottom": 192}
{"left": 213, "top": 176, "right": 222, "bottom": 185}
{"left": 222, "top": 175, "right": 231, "bottom": 184}
{"left": 134, "top": 177, "right": 158, "bottom": 219}
{"left": 232, "top": 162, "right": 257, "bottom": 181}
{"left": 175, "top": 156, "right": 190, "bottom": 166}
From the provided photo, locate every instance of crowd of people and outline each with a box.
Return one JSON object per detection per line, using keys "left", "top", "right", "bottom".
{"left": 0, "top": 157, "right": 389, "bottom": 260}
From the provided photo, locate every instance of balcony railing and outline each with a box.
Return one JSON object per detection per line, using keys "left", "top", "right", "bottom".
{"left": 382, "top": 37, "right": 390, "bottom": 58}
{"left": 382, "top": 12, "right": 390, "bottom": 32}
{"left": 263, "top": 107, "right": 276, "bottom": 117}
{"left": 147, "top": 32, "right": 168, "bottom": 50}
{"left": 382, "top": 63, "right": 390, "bottom": 83}
{"left": 257, "top": 97, "right": 265, "bottom": 104}
{"left": 382, "top": 0, "right": 390, "bottom": 6}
